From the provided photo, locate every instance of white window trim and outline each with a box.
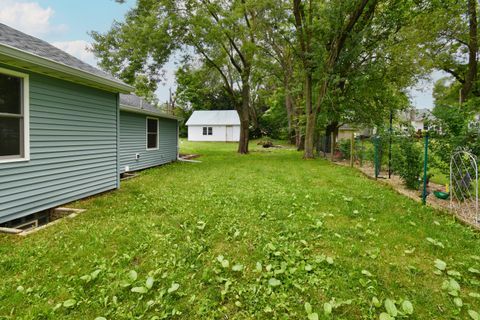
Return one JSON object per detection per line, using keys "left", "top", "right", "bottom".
{"left": 146, "top": 116, "right": 159, "bottom": 151}
{"left": 0, "top": 67, "right": 30, "bottom": 163}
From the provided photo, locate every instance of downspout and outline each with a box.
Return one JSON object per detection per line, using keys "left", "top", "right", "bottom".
{"left": 116, "top": 93, "right": 120, "bottom": 189}
{"left": 176, "top": 119, "right": 179, "bottom": 159}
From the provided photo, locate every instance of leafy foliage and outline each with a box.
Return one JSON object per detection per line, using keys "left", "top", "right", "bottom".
{"left": 392, "top": 136, "right": 424, "bottom": 189}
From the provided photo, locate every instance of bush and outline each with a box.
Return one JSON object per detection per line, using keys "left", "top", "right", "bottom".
{"left": 393, "top": 137, "right": 423, "bottom": 189}
{"left": 338, "top": 139, "right": 351, "bottom": 160}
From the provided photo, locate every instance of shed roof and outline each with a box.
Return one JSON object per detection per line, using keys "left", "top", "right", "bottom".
{"left": 120, "top": 94, "right": 178, "bottom": 120}
{"left": 0, "top": 23, "right": 132, "bottom": 93}
{"left": 186, "top": 110, "right": 240, "bottom": 126}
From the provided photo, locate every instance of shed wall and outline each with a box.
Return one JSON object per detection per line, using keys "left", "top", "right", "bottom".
{"left": 187, "top": 125, "right": 240, "bottom": 142}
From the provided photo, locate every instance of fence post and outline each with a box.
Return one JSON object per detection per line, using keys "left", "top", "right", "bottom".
{"left": 331, "top": 132, "right": 335, "bottom": 161}
{"left": 350, "top": 132, "right": 354, "bottom": 167}
{"left": 374, "top": 136, "right": 379, "bottom": 179}
{"left": 360, "top": 138, "right": 364, "bottom": 167}
{"left": 388, "top": 111, "right": 393, "bottom": 178}
{"left": 422, "top": 131, "right": 429, "bottom": 205}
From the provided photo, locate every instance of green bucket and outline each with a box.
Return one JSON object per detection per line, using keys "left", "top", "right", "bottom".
{"left": 433, "top": 191, "right": 449, "bottom": 200}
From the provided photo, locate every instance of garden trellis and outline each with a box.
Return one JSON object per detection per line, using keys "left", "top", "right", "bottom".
{"left": 449, "top": 151, "right": 479, "bottom": 225}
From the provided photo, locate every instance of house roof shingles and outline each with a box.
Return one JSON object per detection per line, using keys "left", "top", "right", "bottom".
{"left": 0, "top": 23, "right": 129, "bottom": 88}
{"left": 120, "top": 94, "right": 178, "bottom": 120}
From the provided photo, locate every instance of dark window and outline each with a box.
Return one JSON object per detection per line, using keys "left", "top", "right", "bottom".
{"left": 0, "top": 73, "right": 23, "bottom": 158}
{"left": 0, "top": 74, "right": 21, "bottom": 114}
{"left": 147, "top": 118, "right": 158, "bottom": 149}
{"left": 203, "top": 127, "right": 207, "bottom": 135}
{"left": 0, "top": 118, "right": 21, "bottom": 156}
{"left": 208, "top": 127, "right": 213, "bottom": 135}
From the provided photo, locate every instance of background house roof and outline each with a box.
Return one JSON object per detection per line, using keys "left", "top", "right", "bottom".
{"left": 0, "top": 23, "right": 131, "bottom": 92}
{"left": 120, "top": 94, "right": 178, "bottom": 120}
{"left": 186, "top": 110, "right": 240, "bottom": 126}
{"left": 399, "top": 108, "right": 435, "bottom": 122}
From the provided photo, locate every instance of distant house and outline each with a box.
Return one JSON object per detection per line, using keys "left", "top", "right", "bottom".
{"left": 337, "top": 124, "right": 373, "bottom": 141}
{"left": 399, "top": 108, "right": 435, "bottom": 132}
{"left": 0, "top": 24, "right": 178, "bottom": 228}
{"left": 119, "top": 94, "right": 178, "bottom": 173}
{"left": 185, "top": 110, "right": 240, "bottom": 142}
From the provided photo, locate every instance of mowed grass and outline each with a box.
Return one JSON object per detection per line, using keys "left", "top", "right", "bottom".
{"left": 1, "top": 140, "right": 479, "bottom": 319}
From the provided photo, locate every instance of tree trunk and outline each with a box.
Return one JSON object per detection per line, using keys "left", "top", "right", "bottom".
{"left": 295, "top": 128, "right": 303, "bottom": 150}
{"left": 238, "top": 112, "right": 250, "bottom": 154}
{"left": 304, "top": 111, "right": 316, "bottom": 158}
{"left": 303, "top": 71, "right": 319, "bottom": 159}
{"left": 284, "top": 78, "right": 295, "bottom": 145}
{"left": 301, "top": 0, "right": 374, "bottom": 159}
{"left": 461, "top": 0, "right": 478, "bottom": 103}
{"left": 237, "top": 73, "right": 250, "bottom": 154}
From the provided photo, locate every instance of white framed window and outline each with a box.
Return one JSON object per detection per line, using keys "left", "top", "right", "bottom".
{"left": 146, "top": 117, "right": 159, "bottom": 150}
{"left": 203, "top": 126, "right": 213, "bottom": 136}
{"left": 0, "top": 67, "right": 29, "bottom": 163}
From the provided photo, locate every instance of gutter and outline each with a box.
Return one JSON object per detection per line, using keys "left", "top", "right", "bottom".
{"left": 120, "top": 104, "right": 181, "bottom": 120}
{"left": 0, "top": 43, "right": 134, "bottom": 93}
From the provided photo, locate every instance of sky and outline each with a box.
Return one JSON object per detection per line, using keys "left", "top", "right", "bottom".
{"left": 0, "top": 0, "right": 439, "bottom": 108}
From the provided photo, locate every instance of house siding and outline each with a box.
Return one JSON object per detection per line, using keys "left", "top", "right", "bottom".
{"left": 0, "top": 66, "right": 118, "bottom": 224}
{"left": 119, "top": 111, "right": 177, "bottom": 173}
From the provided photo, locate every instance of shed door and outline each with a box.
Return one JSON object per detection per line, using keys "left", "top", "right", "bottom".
{"left": 226, "top": 126, "right": 234, "bottom": 141}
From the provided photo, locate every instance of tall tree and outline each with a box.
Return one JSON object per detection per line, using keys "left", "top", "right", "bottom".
{"left": 92, "top": 0, "right": 271, "bottom": 154}
{"left": 91, "top": 0, "right": 179, "bottom": 98}
{"left": 293, "top": 0, "right": 379, "bottom": 159}
{"left": 260, "top": 0, "right": 304, "bottom": 147}
{"left": 409, "top": 0, "right": 478, "bottom": 104}
{"left": 177, "top": 0, "right": 265, "bottom": 154}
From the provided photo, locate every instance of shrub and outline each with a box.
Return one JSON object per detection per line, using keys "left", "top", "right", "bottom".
{"left": 338, "top": 139, "right": 351, "bottom": 160}
{"left": 393, "top": 137, "right": 423, "bottom": 189}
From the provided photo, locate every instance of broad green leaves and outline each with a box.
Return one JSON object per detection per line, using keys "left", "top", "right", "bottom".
{"left": 402, "top": 300, "right": 414, "bottom": 315}
{"left": 268, "top": 278, "right": 281, "bottom": 287}
{"left": 168, "top": 283, "right": 180, "bottom": 293}
{"left": 384, "top": 299, "right": 398, "bottom": 317}
{"left": 62, "top": 299, "right": 76, "bottom": 308}
{"left": 434, "top": 259, "right": 447, "bottom": 271}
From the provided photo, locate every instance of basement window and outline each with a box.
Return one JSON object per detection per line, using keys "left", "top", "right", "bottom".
{"left": 0, "top": 68, "right": 29, "bottom": 163}
{"left": 146, "top": 117, "right": 159, "bottom": 150}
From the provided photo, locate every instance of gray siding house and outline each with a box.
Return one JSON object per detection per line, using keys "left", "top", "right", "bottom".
{"left": 119, "top": 94, "right": 178, "bottom": 173}
{"left": 0, "top": 24, "right": 178, "bottom": 226}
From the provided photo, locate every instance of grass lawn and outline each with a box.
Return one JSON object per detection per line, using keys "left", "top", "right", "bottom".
{"left": 1, "top": 140, "right": 480, "bottom": 319}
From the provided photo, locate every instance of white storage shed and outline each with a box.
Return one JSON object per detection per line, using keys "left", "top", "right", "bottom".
{"left": 185, "top": 110, "right": 240, "bottom": 142}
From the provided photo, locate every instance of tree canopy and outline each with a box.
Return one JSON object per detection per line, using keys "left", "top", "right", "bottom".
{"left": 91, "top": 0, "right": 480, "bottom": 157}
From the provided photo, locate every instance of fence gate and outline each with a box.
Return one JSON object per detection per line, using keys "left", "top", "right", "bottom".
{"left": 450, "top": 151, "right": 479, "bottom": 225}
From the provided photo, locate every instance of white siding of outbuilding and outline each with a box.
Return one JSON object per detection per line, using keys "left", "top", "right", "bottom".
{"left": 188, "top": 125, "right": 240, "bottom": 142}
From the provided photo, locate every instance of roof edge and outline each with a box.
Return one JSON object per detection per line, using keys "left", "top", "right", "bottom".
{"left": 0, "top": 43, "right": 134, "bottom": 93}
{"left": 186, "top": 123, "right": 240, "bottom": 126}
{"left": 120, "top": 104, "right": 180, "bottom": 120}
